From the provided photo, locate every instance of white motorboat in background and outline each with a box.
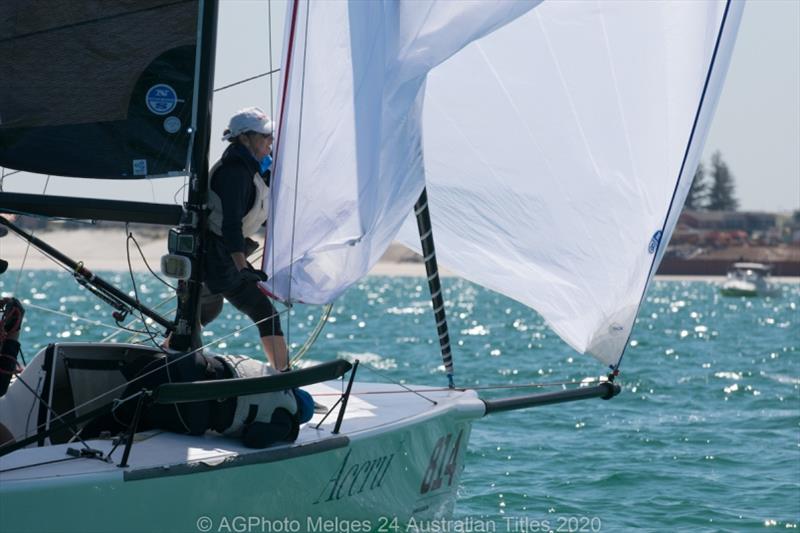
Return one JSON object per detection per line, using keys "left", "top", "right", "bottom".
{"left": 720, "top": 262, "right": 779, "bottom": 297}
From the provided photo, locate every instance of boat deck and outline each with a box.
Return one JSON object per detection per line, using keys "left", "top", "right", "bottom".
{"left": 0, "top": 381, "right": 484, "bottom": 484}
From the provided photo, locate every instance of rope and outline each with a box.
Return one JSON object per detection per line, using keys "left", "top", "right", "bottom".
{"left": 14, "top": 176, "right": 52, "bottom": 294}
{"left": 0, "top": 456, "right": 81, "bottom": 475}
{"left": 126, "top": 231, "right": 176, "bottom": 290}
{"left": 359, "top": 362, "right": 437, "bottom": 406}
{"left": 214, "top": 68, "right": 281, "bottom": 93}
{"left": 27, "top": 302, "right": 294, "bottom": 429}
{"left": 290, "top": 303, "right": 332, "bottom": 365}
{"left": 306, "top": 379, "right": 612, "bottom": 397}
{"left": 125, "top": 225, "right": 164, "bottom": 350}
{"left": 11, "top": 372, "right": 94, "bottom": 452}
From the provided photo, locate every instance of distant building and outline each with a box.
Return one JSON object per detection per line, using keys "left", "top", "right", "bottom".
{"left": 680, "top": 210, "right": 777, "bottom": 232}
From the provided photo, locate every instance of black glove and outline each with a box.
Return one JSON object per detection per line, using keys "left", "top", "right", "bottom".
{"left": 244, "top": 237, "right": 260, "bottom": 257}
{"left": 240, "top": 266, "right": 268, "bottom": 284}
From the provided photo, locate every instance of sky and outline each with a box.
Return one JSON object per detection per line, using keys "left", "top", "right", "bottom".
{"left": 1, "top": 0, "right": 798, "bottom": 213}
{"left": 702, "top": 0, "right": 799, "bottom": 212}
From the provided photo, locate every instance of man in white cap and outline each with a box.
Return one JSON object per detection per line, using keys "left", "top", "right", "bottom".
{"left": 201, "top": 107, "right": 289, "bottom": 372}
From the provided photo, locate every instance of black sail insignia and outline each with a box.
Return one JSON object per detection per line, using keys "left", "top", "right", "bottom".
{"left": 0, "top": 0, "right": 199, "bottom": 179}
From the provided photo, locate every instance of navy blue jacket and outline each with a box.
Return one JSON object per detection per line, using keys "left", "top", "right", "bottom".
{"left": 204, "top": 143, "right": 268, "bottom": 293}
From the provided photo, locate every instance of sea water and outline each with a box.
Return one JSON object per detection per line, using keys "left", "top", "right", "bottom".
{"left": 1, "top": 272, "right": 798, "bottom": 532}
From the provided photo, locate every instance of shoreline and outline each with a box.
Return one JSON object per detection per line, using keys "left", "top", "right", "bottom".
{"left": 1, "top": 228, "right": 798, "bottom": 282}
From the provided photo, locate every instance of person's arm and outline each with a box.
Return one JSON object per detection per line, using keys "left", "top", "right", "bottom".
{"left": 215, "top": 165, "right": 249, "bottom": 271}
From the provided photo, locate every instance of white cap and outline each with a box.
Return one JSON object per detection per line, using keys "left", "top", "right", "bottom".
{"left": 222, "top": 107, "right": 274, "bottom": 141}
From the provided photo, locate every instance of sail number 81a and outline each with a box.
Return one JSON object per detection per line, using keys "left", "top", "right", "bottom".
{"left": 419, "top": 429, "right": 463, "bottom": 494}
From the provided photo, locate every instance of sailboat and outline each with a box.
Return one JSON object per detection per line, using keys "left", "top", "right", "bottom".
{"left": 0, "top": 1, "right": 742, "bottom": 531}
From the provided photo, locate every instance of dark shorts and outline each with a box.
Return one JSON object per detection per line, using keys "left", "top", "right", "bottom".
{"left": 199, "top": 280, "right": 283, "bottom": 337}
{"left": 202, "top": 234, "right": 282, "bottom": 337}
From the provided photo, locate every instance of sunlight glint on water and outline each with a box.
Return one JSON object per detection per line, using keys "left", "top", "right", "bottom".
{"left": 1, "top": 273, "right": 797, "bottom": 530}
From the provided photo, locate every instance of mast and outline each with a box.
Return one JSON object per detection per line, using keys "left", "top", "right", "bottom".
{"left": 414, "top": 188, "right": 455, "bottom": 388}
{"left": 170, "top": 0, "right": 219, "bottom": 352}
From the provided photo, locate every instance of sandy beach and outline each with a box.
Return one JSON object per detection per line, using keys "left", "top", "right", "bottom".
{"left": 1, "top": 227, "right": 797, "bottom": 282}
{"left": 0, "top": 226, "right": 434, "bottom": 277}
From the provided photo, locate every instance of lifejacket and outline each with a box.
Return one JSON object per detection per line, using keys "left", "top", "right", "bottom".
{"left": 215, "top": 354, "right": 297, "bottom": 437}
{"left": 207, "top": 161, "right": 270, "bottom": 239}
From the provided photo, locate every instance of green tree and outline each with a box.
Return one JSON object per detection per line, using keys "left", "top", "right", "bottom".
{"left": 685, "top": 162, "right": 709, "bottom": 210}
{"left": 707, "top": 151, "right": 738, "bottom": 211}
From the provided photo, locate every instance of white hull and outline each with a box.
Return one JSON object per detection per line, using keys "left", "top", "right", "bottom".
{"left": 0, "top": 347, "right": 484, "bottom": 532}
{"left": 719, "top": 279, "right": 778, "bottom": 297}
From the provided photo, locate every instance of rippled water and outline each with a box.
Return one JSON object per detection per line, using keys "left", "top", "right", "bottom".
{"left": 2, "top": 271, "right": 798, "bottom": 531}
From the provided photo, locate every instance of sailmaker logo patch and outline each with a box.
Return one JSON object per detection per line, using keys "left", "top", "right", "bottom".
{"left": 146, "top": 84, "right": 178, "bottom": 115}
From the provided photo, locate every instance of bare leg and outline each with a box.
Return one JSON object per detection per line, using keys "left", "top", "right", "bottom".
{"left": 260, "top": 335, "right": 289, "bottom": 372}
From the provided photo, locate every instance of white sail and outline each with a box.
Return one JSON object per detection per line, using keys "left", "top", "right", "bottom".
{"left": 265, "top": 0, "right": 539, "bottom": 302}
{"left": 266, "top": 0, "right": 743, "bottom": 367}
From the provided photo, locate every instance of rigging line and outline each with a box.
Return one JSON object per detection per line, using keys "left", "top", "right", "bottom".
{"left": 23, "top": 374, "right": 42, "bottom": 438}
{"left": 125, "top": 226, "right": 164, "bottom": 351}
{"left": 105, "top": 294, "right": 177, "bottom": 344}
{"left": 359, "top": 363, "right": 437, "bottom": 406}
{"left": 308, "top": 380, "right": 607, "bottom": 396}
{"left": 23, "top": 301, "right": 130, "bottom": 332}
{"left": 173, "top": 181, "right": 189, "bottom": 205}
{"left": 290, "top": 303, "right": 332, "bottom": 365}
{"left": 0, "top": 456, "right": 81, "bottom": 475}
{"left": 0, "top": 169, "right": 22, "bottom": 179}
{"left": 42, "top": 305, "right": 293, "bottom": 426}
{"left": 11, "top": 372, "right": 92, "bottom": 452}
{"left": 127, "top": 232, "right": 176, "bottom": 290}
{"left": 14, "top": 175, "right": 52, "bottom": 295}
{"left": 615, "top": 0, "right": 733, "bottom": 373}
{"left": 214, "top": 68, "right": 281, "bottom": 93}
{"left": 264, "top": 0, "right": 276, "bottom": 293}
{"left": 3, "top": 227, "right": 76, "bottom": 279}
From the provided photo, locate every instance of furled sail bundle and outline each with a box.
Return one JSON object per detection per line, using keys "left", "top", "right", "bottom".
{"left": 266, "top": 0, "right": 743, "bottom": 367}
{"left": 0, "top": 0, "right": 199, "bottom": 179}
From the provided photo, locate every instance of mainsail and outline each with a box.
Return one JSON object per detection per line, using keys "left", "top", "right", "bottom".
{"left": 266, "top": 0, "right": 743, "bottom": 367}
{"left": 0, "top": 0, "right": 199, "bottom": 179}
